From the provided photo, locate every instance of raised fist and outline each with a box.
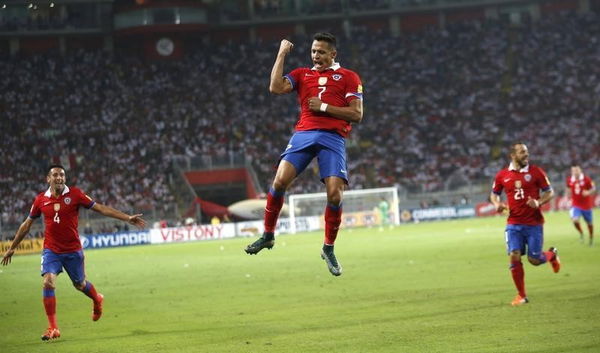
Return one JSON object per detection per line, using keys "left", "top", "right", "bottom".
{"left": 278, "top": 39, "right": 294, "bottom": 56}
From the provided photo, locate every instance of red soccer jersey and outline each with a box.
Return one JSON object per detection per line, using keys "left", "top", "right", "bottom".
{"left": 285, "top": 63, "right": 363, "bottom": 138}
{"left": 29, "top": 185, "right": 95, "bottom": 253}
{"left": 492, "top": 164, "right": 552, "bottom": 226}
{"left": 567, "top": 174, "right": 595, "bottom": 210}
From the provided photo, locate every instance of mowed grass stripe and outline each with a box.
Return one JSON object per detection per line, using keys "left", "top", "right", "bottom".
{"left": 0, "top": 211, "right": 598, "bottom": 352}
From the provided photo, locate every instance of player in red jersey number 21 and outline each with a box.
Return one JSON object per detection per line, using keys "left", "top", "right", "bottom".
{"left": 490, "top": 143, "right": 561, "bottom": 306}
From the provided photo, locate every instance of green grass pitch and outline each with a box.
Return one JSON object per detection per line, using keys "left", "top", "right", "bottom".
{"left": 1, "top": 211, "right": 599, "bottom": 352}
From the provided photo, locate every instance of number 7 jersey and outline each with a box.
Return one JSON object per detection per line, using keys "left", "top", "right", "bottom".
{"left": 285, "top": 62, "right": 363, "bottom": 138}
{"left": 29, "top": 185, "right": 96, "bottom": 253}
{"left": 492, "top": 164, "right": 552, "bottom": 225}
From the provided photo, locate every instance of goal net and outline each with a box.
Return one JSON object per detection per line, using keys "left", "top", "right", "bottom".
{"left": 288, "top": 187, "right": 400, "bottom": 234}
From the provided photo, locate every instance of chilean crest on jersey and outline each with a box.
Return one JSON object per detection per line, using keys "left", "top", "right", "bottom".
{"left": 332, "top": 74, "right": 342, "bottom": 81}
{"left": 64, "top": 197, "right": 72, "bottom": 205}
{"left": 524, "top": 174, "right": 532, "bottom": 182}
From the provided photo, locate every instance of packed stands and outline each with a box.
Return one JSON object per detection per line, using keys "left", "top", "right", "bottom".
{"left": 1, "top": 10, "right": 598, "bottom": 232}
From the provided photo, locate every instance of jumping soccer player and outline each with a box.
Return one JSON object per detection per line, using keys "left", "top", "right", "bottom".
{"left": 1, "top": 165, "right": 146, "bottom": 341}
{"left": 566, "top": 165, "right": 596, "bottom": 246}
{"left": 244, "top": 33, "right": 363, "bottom": 276}
{"left": 489, "top": 143, "right": 561, "bottom": 306}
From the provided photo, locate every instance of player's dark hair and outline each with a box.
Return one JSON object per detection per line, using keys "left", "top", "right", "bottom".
{"left": 313, "top": 32, "right": 337, "bottom": 50}
{"left": 47, "top": 164, "right": 66, "bottom": 175}
{"left": 509, "top": 142, "right": 526, "bottom": 155}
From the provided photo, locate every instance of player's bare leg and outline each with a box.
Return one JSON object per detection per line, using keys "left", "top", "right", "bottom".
{"left": 245, "top": 161, "right": 296, "bottom": 255}
{"left": 321, "top": 177, "right": 344, "bottom": 276}
{"left": 587, "top": 223, "right": 594, "bottom": 246}
{"left": 41, "top": 273, "right": 61, "bottom": 340}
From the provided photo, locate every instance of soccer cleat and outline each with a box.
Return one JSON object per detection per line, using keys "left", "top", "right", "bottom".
{"left": 244, "top": 235, "right": 274, "bottom": 255}
{"left": 92, "top": 293, "right": 104, "bottom": 321}
{"left": 548, "top": 247, "right": 561, "bottom": 273}
{"left": 321, "top": 249, "right": 342, "bottom": 276}
{"left": 41, "top": 327, "right": 61, "bottom": 341}
{"left": 510, "top": 294, "right": 529, "bottom": 306}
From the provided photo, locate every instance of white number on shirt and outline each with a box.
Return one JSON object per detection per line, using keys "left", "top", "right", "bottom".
{"left": 574, "top": 183, "right": 581, "bottom": 195}
{"left": 53, "top": 212, "right": 60, "bottom": 223}
{"left": 514, "top": 188, "right": 525, "bottom": 200}
{"left": 318, "top": 86, "right": 326, "bottom": 99}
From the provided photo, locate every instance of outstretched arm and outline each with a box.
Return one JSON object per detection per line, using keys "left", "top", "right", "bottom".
{"left": 308, "top": 97, "right": 363, "bottom": 124}
{"left": 91, "top": 203, "right": 146, "bottom": 229}
{"left": 1, "top": 217, "right": 35, "bottom": 266}
{"left": 269, "top": 39, "right": 294, "bottom": 94}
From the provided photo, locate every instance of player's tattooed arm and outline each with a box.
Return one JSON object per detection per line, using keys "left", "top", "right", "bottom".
{"left": 527, "top": 189, "right": 554, "bottom": 209}
{"left": 308, "top": 97, "right": 362, "bottom": 123}
{"left": 270, "top": 39, "right": 294, "bottom": 94}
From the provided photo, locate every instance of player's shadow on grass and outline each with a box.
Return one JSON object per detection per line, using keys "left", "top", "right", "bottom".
{"left": 16, "top": 328, "right": 205, "bottom": 347}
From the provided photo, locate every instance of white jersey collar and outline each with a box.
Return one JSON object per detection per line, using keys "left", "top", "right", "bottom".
{"left": 570, "top": 173, "right": 584, "bottom": 182}
{"left": 311, "top": 62, "right": 341, "bottom": 71}
{"left": 508, "top": 163, "right": 529, "bottom": 173}
{"left": 44, "top": 185, "right": 70, "bottom": 197}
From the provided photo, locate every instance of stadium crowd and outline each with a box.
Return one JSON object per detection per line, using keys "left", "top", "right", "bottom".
{"left": 1, "top": 10, "right": 598, "bottom": 231}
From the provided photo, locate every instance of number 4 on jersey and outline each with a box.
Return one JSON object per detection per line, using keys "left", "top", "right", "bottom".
{"left": 53, "top": 212, "right": 60, "bottom": 223}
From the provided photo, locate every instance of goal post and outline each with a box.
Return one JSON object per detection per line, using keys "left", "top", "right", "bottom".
{"left": 288, "top": 187, "right": 400, "bottom": 234}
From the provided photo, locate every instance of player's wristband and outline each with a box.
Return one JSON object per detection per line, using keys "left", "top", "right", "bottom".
{"left": 320, "top": 103, "right": 328, "bottom": 112}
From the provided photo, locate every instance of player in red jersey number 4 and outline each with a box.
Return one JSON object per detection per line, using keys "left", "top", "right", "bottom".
{"left": 489, "top": 143, "right": 561, "bottom": 306}
{"left": 244, "top": 33, "right": 363, "bottom": 276}
{"left": 1, "top": 165, "right": 146, "bottom": 341}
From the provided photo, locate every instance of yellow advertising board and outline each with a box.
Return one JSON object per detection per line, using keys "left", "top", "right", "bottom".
{"left": 0, "top": 238, "right": 44, "bottom": 255}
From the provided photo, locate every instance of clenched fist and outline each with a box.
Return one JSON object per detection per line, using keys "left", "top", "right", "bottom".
{"left": 278, "top": 39, "right": 294, "bottom": 56}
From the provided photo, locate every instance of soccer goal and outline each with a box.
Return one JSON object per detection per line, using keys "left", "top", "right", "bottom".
{"left": 288, "top": 187, "right": 400, "bottom": 234}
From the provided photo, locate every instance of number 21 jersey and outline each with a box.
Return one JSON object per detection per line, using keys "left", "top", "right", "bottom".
{"left": 492, "top": 164, "right": 552, "bottom": 225}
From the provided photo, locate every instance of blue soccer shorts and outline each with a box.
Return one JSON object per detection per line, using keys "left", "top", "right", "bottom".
{"left": 280, "top": 130, "right": 348, "bottom": 183}
{"left": 41, "top": 249, "right": 86, "bottom": 285}
{"left": 570, "top": 207, "right": 593, "bottom": 224}
{"left": 505, "top": 224, "right": 544, "bottom": 259}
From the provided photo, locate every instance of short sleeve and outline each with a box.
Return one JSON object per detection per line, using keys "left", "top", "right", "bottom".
{"left": 29, "top": 197, "right": 41, "bottom": 219}
{"left": 536, "top": 167, "right": 552, "bottom": 192}
{"left": 75, "top": 188, "right": 95, "bottom": 209}
{"left": 284, "top": 68, "right": 304, "bottom": 91}
{"left": 344, "top": 71, "right": 363, "bottom": 104}
{"left": 586, "top": 177, "right": 594, "bottom": 190}
{"left": 492, "top": 172, "right": 504, "bottom": 195}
